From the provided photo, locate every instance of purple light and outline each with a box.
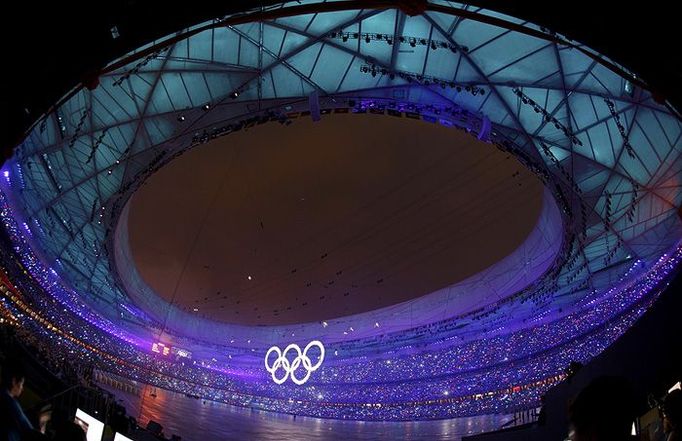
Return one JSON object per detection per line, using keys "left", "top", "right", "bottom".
{"left": 0, "top": 180, "right": 680, "bottom": 420}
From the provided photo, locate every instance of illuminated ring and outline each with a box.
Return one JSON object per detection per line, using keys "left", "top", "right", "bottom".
{"left": 264, "top": 345, "right": 289, "bottom": 385}
{"left": 304, "top": 340, "right": 325, "bottom": 371}
{"left": 290, "top": 340, "right": 325, "bottom": 385}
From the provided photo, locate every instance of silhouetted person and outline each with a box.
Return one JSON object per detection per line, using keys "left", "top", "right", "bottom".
{"left": 538, "top": 394, "right": 547, "bottom": 426}
{"left": 52, "top": 422, "right": 86, "bottom": 441}
{"left": 663, "top": 389, "right": 682, "bottom": 441}
{"left": 0, "top": 360, "right": 38, "bottom": 441}
{"left": 566, "top": 361, "right": 585, "bottom": 380}
{"left": 568, "top": 376, "right": 638, "bottom": 441}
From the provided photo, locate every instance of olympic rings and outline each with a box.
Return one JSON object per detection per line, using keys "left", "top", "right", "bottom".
{"left": 264, "top": 340, "right": 325, "bottom": 385}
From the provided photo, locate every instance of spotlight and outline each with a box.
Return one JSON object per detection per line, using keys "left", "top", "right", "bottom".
{"left": 342, "top": 34, "right": 348, "bottom": 42}
{"left": 177, "top": 115, "right": 185, "bottom": 122}
{"left": 203, "top": 103, "right": 211, "bottom": 110}
{"left": 409, "top": 38, "right": 416, "bottom": 47}
{"left": 230, "top": 91, "right": 239, "bottom": 99}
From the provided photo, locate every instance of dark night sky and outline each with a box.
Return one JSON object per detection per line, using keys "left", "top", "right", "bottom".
{"left": 127, "top": 115, "right": 542, "bottom": 324}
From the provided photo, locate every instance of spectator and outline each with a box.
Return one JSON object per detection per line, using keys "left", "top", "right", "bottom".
{"left": 663, "top": 389, "right": 682, "bottom": 441}
{"left": 0, "top": 359, "right": 40, "bottom": 441}
{"left": 568, "top": 376, "right": 638, "bottom": 441}
{"left": 538, "top": 394, "right": 547, "bottom": 426}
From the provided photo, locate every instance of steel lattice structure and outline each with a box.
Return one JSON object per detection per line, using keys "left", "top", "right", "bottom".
{"left": 1, "top": 0, "right": 681, "bottom": 420}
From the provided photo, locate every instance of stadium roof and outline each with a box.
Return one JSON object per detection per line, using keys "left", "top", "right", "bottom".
{"left": 1, "top": 0, "right": 681, "bottom": 347}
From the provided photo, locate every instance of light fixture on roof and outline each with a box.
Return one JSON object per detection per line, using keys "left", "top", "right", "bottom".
{"left": 203, "top": 103, "right": 211, "bottom": 110}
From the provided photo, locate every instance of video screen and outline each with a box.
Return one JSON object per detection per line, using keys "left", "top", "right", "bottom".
{"left": 74, "top": 408, "right": 104, "bottom": 441}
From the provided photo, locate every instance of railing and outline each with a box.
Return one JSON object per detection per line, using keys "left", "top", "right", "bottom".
{"left": 499, "top": 407, "right": 542, "bottom": 429}
{"left": 93, "top": 369, "right": 142, "bottom": 396}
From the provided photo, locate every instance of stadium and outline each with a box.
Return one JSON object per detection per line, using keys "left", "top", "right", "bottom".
{"left": 0, "top": 1, "right": 681, "bottom": 440}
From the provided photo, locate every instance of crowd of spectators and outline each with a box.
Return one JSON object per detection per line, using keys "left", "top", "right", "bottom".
{"left": 0, "top": 324, "right": 133, "bottom": 440}
{"left": 1, "top": 186, "right": 681, "bottom": 421}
